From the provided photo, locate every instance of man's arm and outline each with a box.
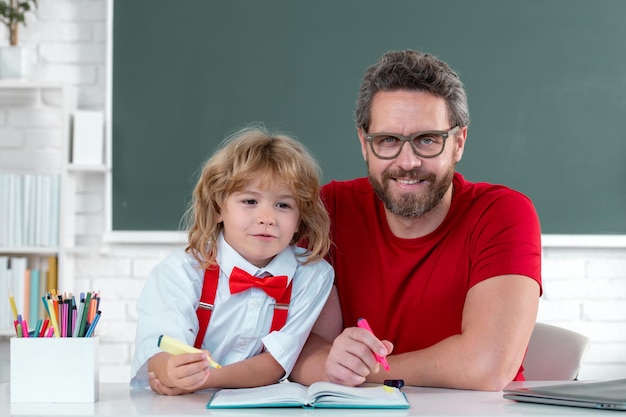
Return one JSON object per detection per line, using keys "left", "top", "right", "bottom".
{"left": 322, "top": 275, "right": 539, "bottom": 391}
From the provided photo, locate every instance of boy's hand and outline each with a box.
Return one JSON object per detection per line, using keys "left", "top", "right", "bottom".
{"left": 167, "top": 352, "right": 211, "bottom": 391}
{"left": 148, "top": 372, "right": 188, "bottom": 396}
{"left": 149, "top": 351, "right": 211, "bottom": 395}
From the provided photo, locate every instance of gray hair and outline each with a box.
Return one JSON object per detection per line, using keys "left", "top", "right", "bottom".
{"left": 355, "top": 49, "right": 470, "bottom": 132}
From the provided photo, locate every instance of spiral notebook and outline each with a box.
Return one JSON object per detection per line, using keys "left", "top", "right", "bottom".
{"left": 503, "top": 378, "right": 626, "bottom": 411}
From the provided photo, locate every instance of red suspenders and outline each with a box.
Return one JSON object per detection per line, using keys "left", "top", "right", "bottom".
{"left": 194, "top": 266, "right": 293, "bottom": 349}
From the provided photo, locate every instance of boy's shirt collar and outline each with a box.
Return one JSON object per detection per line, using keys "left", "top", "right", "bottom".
{"left": 216, "top": 232, "right": 297, "bottom": 284}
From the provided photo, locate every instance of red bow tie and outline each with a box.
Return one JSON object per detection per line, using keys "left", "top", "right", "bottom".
{"left": 229, "top": 266, "right": 288, "bottom": 300}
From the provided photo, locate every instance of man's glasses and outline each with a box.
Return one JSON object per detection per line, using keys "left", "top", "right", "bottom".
{"left": 365, "top": 126, "right": 459, "bottom": 160}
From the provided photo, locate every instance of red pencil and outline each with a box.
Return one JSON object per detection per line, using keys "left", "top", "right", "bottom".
{"left": 38, "top": 318, "right": 49, "bottom": 338}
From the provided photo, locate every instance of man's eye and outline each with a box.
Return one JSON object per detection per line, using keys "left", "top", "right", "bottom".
{"left": 379, "top": 136, "right": 399, "bottom": 144}
{"left": 417, "top": 135, "right": 442, "bottom": 146}
{"left": 373, "top": 135, "right": 400, "bottom": 148}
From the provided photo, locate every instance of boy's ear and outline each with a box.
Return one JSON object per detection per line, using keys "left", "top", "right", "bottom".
{"left": 215, "top": 203, "right": 223, "bottom": 222}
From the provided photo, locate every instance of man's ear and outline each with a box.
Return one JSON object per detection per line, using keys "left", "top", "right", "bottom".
{"left": 454, "top": 126, "right": 468, "bottom": 163}
{"left": 357, "top": 129, "right": 368, "bottom": 161}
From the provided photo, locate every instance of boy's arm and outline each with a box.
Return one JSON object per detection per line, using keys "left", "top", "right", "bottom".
{"left": 148, "top": 351, "right": 285, "bottom": 395}
{"left": 206, "top": 352, "right": 285, "bottom": 388}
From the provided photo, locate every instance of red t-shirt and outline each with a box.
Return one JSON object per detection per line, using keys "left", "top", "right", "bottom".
{"left": 321, "top": 173, "right": 542, "bottom": 380}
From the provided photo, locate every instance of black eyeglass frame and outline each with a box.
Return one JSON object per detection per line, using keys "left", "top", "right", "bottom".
{"left": 365, "top": 125, "right": 460, "bottom": 160}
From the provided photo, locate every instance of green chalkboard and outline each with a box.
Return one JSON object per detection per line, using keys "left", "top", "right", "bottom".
{"left": 112, "top": 0, "right": 626, "bottom": 234}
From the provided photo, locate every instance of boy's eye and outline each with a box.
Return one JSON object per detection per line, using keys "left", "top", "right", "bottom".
{"left": 242, "top": 199, "right": 257, "bottom": 205}
{"left": 276, "top": 202, "right": 291, "bottom": 209}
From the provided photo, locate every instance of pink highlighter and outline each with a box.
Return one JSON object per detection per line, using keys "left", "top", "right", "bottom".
{"left": 357, "top": 318, "right": 390, "bottom": 371}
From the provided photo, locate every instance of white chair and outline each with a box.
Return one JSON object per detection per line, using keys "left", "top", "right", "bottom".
{"left": 522, "top": 322, "right": 591, "bottom": 381}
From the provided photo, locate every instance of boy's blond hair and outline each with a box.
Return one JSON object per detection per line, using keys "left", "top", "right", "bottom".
{"left": 184, "top": 125, "right": 331, "bottom": 269}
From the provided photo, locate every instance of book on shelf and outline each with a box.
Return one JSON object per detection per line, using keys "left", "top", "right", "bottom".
{"left": 1, "top": 174, "right": 21, "bottom": 247}
{"left": 0, "top": 257, "right": 27, "bottom": 332}
{"left": 37, "top": 174, "right": 50, "bottom": 247}
{"left": 37, "top": 268, "right": 47, "bottom": 320}
{"left": 206, "top": 381, "right": 409, "bottom": 409}
{"left": 29, "top": 269, "right": 40, "bottom": 323}
{"left": 0, "top": 256, "right": 10, "bottom": 332}
{"left": 23, "top": 269, "right": 31, "bottom": 324}
{"left": 47, "top": 256, "right": 58, "bottom": 293}
{"left": 10, "top": 257, "right": 27, "bottom": 320}
{"left": 49, "top": 175, "right": 60, "bottom": 246}
{"left": 0, "top": 256, "right": 59, "bottom": 333}
{"left": 23, "top": 174, "right": 35, "bottom": 247}
{"left": 0, "top": 173, "right": 60, "bottom": 248}
{"left": 13, "top": 175, "right": 23, "bottom": 247}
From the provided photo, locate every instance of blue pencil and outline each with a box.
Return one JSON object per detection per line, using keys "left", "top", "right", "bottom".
{"left": 84, "top": 311, "right": 101, "bottom": 337}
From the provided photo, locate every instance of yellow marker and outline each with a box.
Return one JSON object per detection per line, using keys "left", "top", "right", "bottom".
{"left": 8, "top": 289, "right": 18, "bottom": 321}
{"left": 158, "top": 335, "right": 221, "bottom": 369}
{"left": 46, "top": 298, "right": 61, "bottom": 337}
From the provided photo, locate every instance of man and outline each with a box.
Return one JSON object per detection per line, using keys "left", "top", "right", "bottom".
{"left": 291, "top": 50, "right": 542, "bottom": 391}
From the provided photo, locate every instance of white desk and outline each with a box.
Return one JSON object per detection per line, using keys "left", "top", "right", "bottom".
{"left": 0, "top": 381, "right": 612, "bottom": 416}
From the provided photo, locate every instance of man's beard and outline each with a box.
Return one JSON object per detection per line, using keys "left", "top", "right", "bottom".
{"left": 368, "top": 165, "right": 455, "bottom": 218}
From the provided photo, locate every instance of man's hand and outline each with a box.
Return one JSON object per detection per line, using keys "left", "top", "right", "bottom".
{"left": 325, "top": 327, "right": 393, "bottom": 386}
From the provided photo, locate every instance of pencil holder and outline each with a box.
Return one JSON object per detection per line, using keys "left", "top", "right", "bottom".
{"left": 10, "top": 337, "right": 99, "bottom": 403}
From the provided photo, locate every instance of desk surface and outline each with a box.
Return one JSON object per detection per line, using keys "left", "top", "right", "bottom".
{"left": 1, "top": 381, "right": 613, "bottom": 416}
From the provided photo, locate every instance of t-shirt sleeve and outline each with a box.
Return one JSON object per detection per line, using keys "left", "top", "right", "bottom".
{"left": 468, "top": 189, "right": 542, "bottom": 292}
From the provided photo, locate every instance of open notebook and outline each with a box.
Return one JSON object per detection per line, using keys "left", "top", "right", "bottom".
{"left": 503, "top": 378, "right": 626, "bottom": 411}
{"left": 206, "top": 381, "right": 409, "bottom": 409}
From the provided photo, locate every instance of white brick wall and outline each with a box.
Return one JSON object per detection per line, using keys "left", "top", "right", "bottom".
{"left": 1, "top": 0, "right": 625, "bottom": 384}
{"left": 541, "top": 248, "right": 626, "bottom": 380}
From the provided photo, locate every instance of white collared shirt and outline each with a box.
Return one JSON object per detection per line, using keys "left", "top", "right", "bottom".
{"left": 130, "top": 234, "right": 334, "bottom": 388}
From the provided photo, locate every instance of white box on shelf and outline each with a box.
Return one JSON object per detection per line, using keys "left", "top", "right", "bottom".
{"left": 10, "top": 337, "right": 99, "bottom": 403}
{"left": 0, "top": 47, "right": 35, "bottom": 79}
{"left": 72, "top": 110, "right": 104, "bottom": 165}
